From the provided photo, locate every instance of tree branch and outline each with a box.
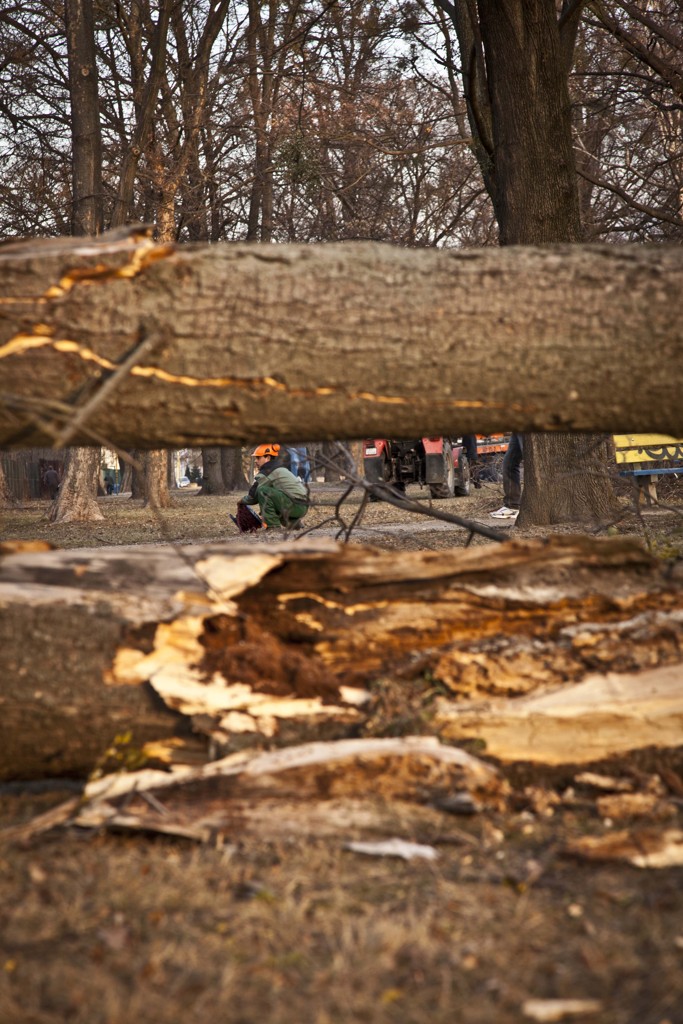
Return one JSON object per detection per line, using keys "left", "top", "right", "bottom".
{"left": 576, "top": 162, "right": 683, "bottom": 230}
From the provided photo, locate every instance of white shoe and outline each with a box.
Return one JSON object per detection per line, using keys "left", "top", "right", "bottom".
{"left": 490, "top": 505, "right": 519, "bottom": 519}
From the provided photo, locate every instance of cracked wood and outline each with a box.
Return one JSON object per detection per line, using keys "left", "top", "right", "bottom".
{"left": 1, "top": 535, "right": 682, "bottom": 780}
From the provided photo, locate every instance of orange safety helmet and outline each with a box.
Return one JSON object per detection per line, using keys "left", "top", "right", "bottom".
{"left": 253, "top": 443, "right": 280, "bottom": 459}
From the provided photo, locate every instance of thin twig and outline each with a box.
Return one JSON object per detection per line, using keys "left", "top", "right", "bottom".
{"left": 291, "top": 442, "right": 508, "bottom": 544}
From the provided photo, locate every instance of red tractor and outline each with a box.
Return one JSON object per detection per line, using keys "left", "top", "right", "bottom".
{"left": 362, "top": 435, "right": 509, "bottom": 499}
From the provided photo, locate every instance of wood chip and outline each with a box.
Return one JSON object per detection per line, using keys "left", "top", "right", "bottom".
{"left": 522, "top": 998, "right": 603, "bottom": 1022}
{"left": 343, "top": 838, "right": 439, "bottom": 861}
{"left": 564, "top": 828, "right": 683, "bottom": 868}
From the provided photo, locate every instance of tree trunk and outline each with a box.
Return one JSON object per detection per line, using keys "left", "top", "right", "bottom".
{"left": 49, "top": 447, "right": 104, "bottom": 523}
{"left": 521, "top": 433, "right": 618, "bottom": 526}
{"left": 57, "top": 0, "right": 106, "bottom": 524}
{"left": 2, "top": 233, "right": 682, "bottom": 458}
{"left": 476, "top": 0, "right": 582, "bottom": 244}
{"left": 167, "top": 449, "right": 177, "bottom": 489}
{"left": 109, "top": 0, "right": 172, "bottom": 228}
{"left": 119, "top": 456, "right": 133, "bottom": 494}
{"left": 143, "top": 450, "right": 171, "bottom": 508}
{"left": 130, "top": 449, "right": 145, "bottom": 499}
{"left": 200, "top": 446, "right": 228, "bottom": 494}
{"left": 446, "top": 0, "right": 615, "bottom": 525}
{"left": 221, "top": 447, "right": 247, "bottom": 490}
{"left": 0, "top": 459, "right": 13, "bottom": 507}
{"left": 1, "top": 535, "right": 682, "bottom": 780}
{"left": 64, "top": 0, "right": 103, "bottom": 237}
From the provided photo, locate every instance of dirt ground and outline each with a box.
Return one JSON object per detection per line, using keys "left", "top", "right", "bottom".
{"left": 2, "top": 475, "right": 683, "bottom": 554}
{"left": 1, "top": 481, "right": 683, "bottom": 1024}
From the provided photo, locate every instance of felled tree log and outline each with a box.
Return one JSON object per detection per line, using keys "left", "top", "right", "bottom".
{"left": 1, "top": 535, "right": 683, "bottom": 781}
{"left": 1, "top": 229, "right": 683, "bottom": 447}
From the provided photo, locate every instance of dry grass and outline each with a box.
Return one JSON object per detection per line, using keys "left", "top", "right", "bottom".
{"left": 1, "top": 784, "right": 682, "bottom": 1024}
{"left": 2, "top": 478, "right": 683, "bottom": 555}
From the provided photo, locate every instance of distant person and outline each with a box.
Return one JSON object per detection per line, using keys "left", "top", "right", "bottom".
{"left": 286, "top": 445, "right": 312, "bottom": 483}
{"left": 460, "top": 434, "right": 482, "bottom": 488}
{"left": 43, "top": 466, "right": 60, "bottom": 499}
{"left": 461, "top": 435, "right": 477, "bottom": 464}
{"left": 238, "top": 443, "right": 309, "bottom": 530}
{"left": 490, "top": 433, "right": 523, "bottom": 519}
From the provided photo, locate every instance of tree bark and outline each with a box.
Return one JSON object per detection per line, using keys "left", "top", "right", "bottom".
{"left": 441, "top": 0, "right": 614, "bottom": 525}
{"left": 166, "top": 449, "right": 176, "bottom": 489}
{"left": 48, "top": 447, "right": 104, "bottom": 524}
{"left": 130, "top": 449, "right": 145, "bottom": 499}
{"left": 1, "top": 535, "right": 683, "bottom": 780}
{"left": 53, "top": 0, "right": 105, "bottom": 525}
{"left": 120, "top": 456, "right": 133, "bottom": 494}
{"left": 221, "top": 447, "right": 247, "bottom": 490}
{"left": 0, "top": 459, "right": 13, "bottom": 507}
{"left": 65, "top": 0, "right": 103, "bottom": 237}
{"left": 522, "top": 432, "right": 618, "bottom": 525}
{"left": 1, "top": 232, "right": 682, "bottom": 453}
{"left": 200, "top": 446, "right": 228, "bottom": 494}
{"left": 143, "top": 450, "right": 171, "bottom": 508}
{"left": 476, "top": 0, "right": 582, "bottom": 244}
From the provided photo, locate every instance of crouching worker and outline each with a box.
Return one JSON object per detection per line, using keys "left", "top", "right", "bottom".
{"left": 239, "top": 443, "right": 309, "bottom": 530}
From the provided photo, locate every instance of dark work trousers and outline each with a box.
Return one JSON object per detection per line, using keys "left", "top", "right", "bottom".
{"left": 503, "top": 433, "right": 524, "bottom": 509}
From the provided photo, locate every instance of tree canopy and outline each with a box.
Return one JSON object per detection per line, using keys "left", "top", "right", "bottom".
{"left": 1, "top": 1, "right": 680, "bottom": 246}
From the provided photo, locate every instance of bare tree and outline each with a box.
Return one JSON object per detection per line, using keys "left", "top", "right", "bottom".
{"left": 422, "top": 0, "right": 617, "bottom": 525}
{"left": 50, "top": 0, "right": 104, "bottom": 526}
{"left": 0, "top": 459, "right": 13, "bottom": 508}
{"left": 568, "top": 2, "right": 683, "bottom": 242}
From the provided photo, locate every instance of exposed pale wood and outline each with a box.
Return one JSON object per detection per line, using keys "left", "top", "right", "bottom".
{"left": 435, "top": 663, "right": 683, "bottom": 764}
{"left": 564, "top": 828, "right": 683, "bottom": 868}
{"left": 1, "top": 535, "right": 683, "bottom": 780}
{"left": 1, "top": 231, "right": 683, "bottom": 447}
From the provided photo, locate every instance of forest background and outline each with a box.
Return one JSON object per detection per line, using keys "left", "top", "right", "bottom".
{"left": 1, "top": 0, "right": 682, "bottom": 526}
{"left": 2, "top": 7, "right": 683, "bottom": 1023}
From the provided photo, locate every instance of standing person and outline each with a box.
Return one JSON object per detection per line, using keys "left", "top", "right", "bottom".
{"left": 460, "top": 434, "right": 482, "bottom": 489}
{"left": 238, "top": 443, "right": 309, "bottom": 530}
{"left": 490, "top": 433, "right": 523, "bottom": 519}
{"left": 286, "top": 445, "right": 312, "bottom": 483}
{"left": 43, "top": 466, "right": 60, "bottom": 499}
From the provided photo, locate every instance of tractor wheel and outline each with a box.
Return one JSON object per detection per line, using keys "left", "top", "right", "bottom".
{"left": 455, "top": 453, "right": 471, "bottom": 496}
{"left": 429, "top": 442, "right": 455, "bottom": 499}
